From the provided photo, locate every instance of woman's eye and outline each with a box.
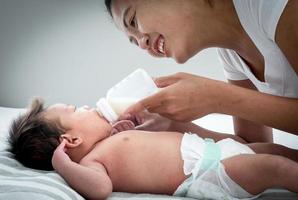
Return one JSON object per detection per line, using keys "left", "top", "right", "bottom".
{"left": 130, "top": 13, "right": 137, "bottom": 28}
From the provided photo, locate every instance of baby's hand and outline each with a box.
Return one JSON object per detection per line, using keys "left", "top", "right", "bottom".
{"left": 52, "top": 140, "right": 72, "bottom": 171}
{"left": 111, "top": 120, "right": 135, "bottom": 135}
{"left": 119, "top": 111, "right": 172, "bottom": 131}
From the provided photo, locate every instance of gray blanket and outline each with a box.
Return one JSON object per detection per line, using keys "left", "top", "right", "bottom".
{"left": 0, "top": 151, "right": 84, "bottom": 200}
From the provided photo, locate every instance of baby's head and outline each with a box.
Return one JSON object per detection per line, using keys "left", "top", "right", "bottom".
{"left": 8, "top": 98, "right": 112, "bottom": 171}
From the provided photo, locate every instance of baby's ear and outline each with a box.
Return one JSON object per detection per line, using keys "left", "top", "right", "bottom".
{"left": 60, "top": 134, "right": 82, "bottom": 148}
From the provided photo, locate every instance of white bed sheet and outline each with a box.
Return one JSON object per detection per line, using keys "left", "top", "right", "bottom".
{"left": 0, "top": 107, "right": 297, "bottom": 200}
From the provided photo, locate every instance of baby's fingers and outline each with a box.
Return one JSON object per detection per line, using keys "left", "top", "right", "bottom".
{"left": 123, "top": 120, "right": 135, "bottom": 130}
{"left": 112, "top": 120, "right": 135, "bottom": 133}
{"left": 56, "top": 139, "right": 67, "bottom": 152}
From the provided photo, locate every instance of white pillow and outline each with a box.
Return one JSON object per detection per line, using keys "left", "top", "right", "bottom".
{"left": 0, "top": 107, "right": 26, "bottom": 151}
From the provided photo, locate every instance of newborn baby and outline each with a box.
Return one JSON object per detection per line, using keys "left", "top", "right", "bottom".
{"left": 8, "top": 99, "right": 298, "bottom": 200}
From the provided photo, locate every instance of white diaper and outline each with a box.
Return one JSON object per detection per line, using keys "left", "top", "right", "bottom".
{"left": 174, "top": 133, "right": 257, "bottom": 200}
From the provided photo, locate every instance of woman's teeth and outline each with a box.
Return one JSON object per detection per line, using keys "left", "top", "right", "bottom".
{"left": 158, "top": 37, "right": 165, "bottom": 54}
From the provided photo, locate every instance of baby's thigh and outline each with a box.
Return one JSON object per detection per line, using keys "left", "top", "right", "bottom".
{"left": 221, "top": 154, "right": 278, "bottom": 195}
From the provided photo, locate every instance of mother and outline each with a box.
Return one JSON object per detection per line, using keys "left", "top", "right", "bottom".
{"left": 104, "top": 0, "right": 298, "bottom": 143}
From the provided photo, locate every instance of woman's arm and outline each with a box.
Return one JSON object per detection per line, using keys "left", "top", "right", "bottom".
{"left": 225, "top": 0, "right": 298, "bottom": 137}
{"left": 118, "top": 110, "right": 246, "bottom": 143}
{"left": 276, "top": 0, "right": 298, "bottom": 75}
{"left": 228, "top": 79, "right": 273, "bottom": 143}
{"left": 168, "top": 120, "right": 247, "bottom": 143}
{"left": 219, "top": 79, "right": 298, "bottom": 135}
{"left": 126, "top": 73, "right": 298, "bottom": 135}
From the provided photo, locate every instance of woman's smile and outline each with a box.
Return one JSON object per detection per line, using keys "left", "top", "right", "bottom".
{"left": 156, "top": 35, "right": 165, "bottom": 55}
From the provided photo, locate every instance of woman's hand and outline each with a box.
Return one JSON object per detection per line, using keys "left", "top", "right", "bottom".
{"left": 125, "top": 72, "right": 222, "bottom": 122}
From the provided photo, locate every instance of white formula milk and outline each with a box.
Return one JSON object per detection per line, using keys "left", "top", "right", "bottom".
{"left": 96, "top": 68, "right": 158, "bottom": 122}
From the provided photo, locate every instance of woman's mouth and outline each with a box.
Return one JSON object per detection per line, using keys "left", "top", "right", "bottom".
{"left": 158, "top": 36, "right": 165, "bottom": 54}
{"left": 155, "top": 35, "right": 166, "bottom": 56}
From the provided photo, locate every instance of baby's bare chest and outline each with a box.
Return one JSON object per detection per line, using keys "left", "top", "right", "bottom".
{"left": 89, "top": 132, "right": 186, "bottom": 193}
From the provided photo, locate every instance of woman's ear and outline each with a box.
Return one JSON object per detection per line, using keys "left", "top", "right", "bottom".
{"left": 60, "top": 133, "right": 83, "bottom": 149}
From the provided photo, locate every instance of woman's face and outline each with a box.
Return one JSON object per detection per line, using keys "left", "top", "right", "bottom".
{"left": 111, "top": 0, "right": 206, "bottom": 64}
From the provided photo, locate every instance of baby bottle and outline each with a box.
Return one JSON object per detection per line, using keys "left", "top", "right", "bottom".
{"left": 96, "top": 68, "right": 159, "bottom": 123}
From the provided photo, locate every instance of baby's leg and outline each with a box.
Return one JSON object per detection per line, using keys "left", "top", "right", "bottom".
{"left": 247, "top": 143, "right": 298, "bottom": 162}
{"left": 221, "top": 154, "right": 298, "bottom": 195}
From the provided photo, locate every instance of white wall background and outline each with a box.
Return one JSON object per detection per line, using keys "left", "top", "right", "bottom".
{"left": 0, "top": 0, "right": 224, "bottom": 108}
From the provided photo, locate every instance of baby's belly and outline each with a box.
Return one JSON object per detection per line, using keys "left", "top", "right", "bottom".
{"left": 96, "top": 131, "right": 187, "bottom": 194}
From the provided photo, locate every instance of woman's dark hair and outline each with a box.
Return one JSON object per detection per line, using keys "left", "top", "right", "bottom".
{"left": 105, "top": 0, "right": 113, "bottom": 17}
{"left": 8, "top": 98, "right": 64, "bottom": 171}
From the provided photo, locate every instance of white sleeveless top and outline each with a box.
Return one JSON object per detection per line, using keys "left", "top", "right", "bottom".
{"left": 217, "top": 0, "right": 298, "bottom": 98}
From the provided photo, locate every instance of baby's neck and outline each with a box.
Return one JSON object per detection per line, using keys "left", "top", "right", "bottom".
{"left": 68, "top": 144, "right": 91, "bottom": 163}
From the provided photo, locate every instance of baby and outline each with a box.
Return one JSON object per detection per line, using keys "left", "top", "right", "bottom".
{"left": 9, "top": 98, "right": 298, "bottom": 200}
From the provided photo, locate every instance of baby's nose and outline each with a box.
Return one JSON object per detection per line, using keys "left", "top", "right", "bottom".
{"left": 83, "top": 105, "right": 91, "bottom": 110}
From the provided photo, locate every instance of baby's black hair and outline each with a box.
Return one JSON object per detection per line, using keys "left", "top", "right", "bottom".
{"left": 8, "top": 98, "right": 64, "bottom": 171}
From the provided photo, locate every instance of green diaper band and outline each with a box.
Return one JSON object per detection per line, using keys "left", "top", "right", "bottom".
{"left": 200, "top": 138, "right": 221, "bottom": 171}
{"left": 173, "top": 137, "right": 222, "bottom": 197}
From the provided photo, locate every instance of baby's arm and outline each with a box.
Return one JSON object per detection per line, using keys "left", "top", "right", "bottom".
{"left": 52, "top": 140, "right": 112, "bottom": 200}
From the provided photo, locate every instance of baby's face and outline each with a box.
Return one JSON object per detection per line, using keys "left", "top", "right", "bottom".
{"left": 45, "top": 104, "right": 112, "bottom": 145}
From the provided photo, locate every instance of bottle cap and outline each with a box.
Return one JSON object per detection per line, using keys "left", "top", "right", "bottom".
{"left": 96, "top": 98, "right": 118, "bottom": 123}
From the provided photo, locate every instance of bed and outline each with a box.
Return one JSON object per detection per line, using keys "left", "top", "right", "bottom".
{"left": 1, "top": 106, "right": 298, "bottom": 200}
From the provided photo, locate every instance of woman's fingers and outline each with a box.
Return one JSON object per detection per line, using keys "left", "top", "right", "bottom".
{"left": 125, "top": 73, "right": 188, "bottom": 115}
{"left": 119, "top": 113, "right": 133, "bottom": 120}
{"left": 124, "top": 91, "right": 164, "bottom": 115}
{"left": 154, "top": 73, "right": 181, "bottom": 88}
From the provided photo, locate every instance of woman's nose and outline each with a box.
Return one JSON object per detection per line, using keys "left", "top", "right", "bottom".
{"left": 137, "top": 34, "right": 150, "bottom": 50}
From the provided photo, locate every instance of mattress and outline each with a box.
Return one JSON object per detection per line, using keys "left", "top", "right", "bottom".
{"left": 0, "top": 106, "right": 297, "bottom": 200}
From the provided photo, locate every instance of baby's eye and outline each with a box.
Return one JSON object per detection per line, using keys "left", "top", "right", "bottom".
{"left": 129, "top": 37, "right": 139, "bottom": 46}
